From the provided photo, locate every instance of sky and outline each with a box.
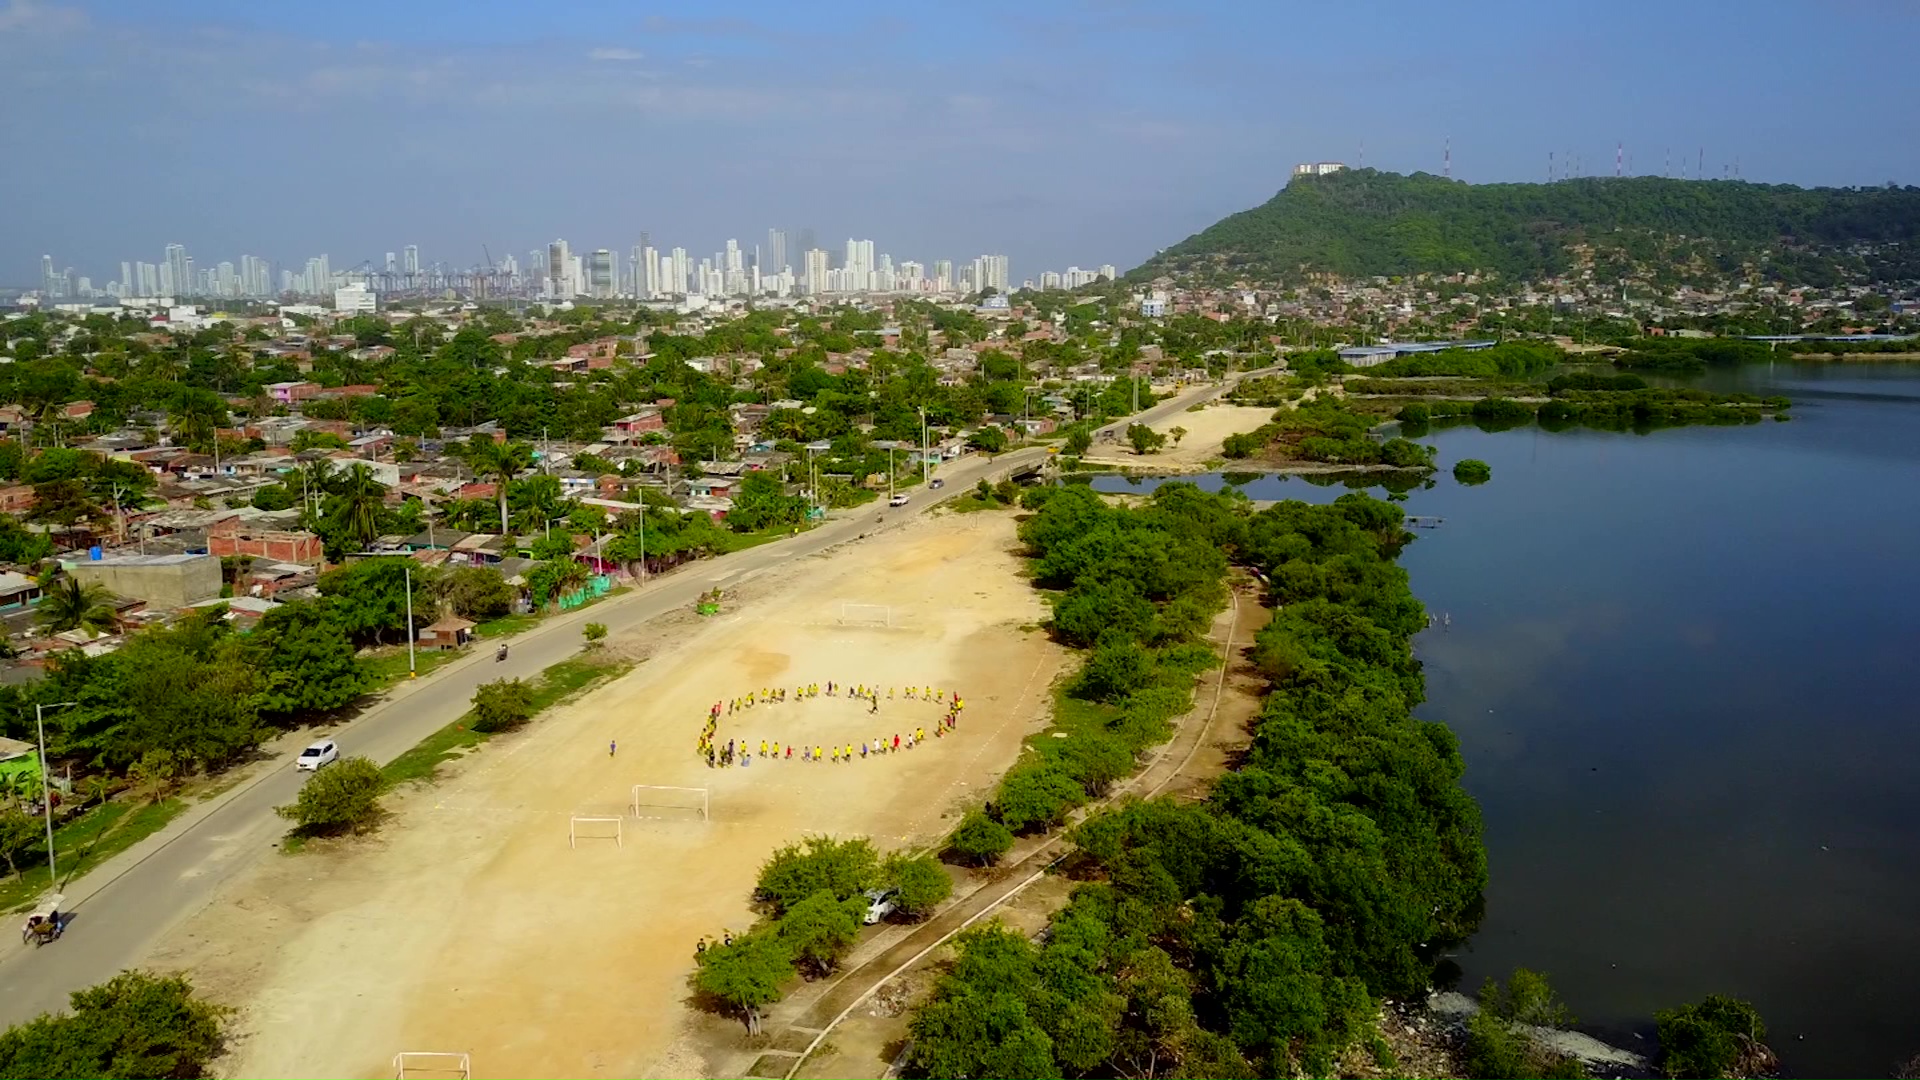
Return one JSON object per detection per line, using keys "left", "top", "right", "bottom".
{"left": 3, "top": 0, "right": 1917, "bottom": 288}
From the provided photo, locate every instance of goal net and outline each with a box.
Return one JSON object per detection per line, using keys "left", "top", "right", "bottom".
{"left": 393, "top": 1052, "right": 470, "bottom": 1080}
{"left": 569, "top": 815, "right": 623, "bottom": 848}
{"left": 631, "top": 785, "right": 710, "bottom": 821}
{"left": 838, "top": 602, "right": 892, "bottom": 628}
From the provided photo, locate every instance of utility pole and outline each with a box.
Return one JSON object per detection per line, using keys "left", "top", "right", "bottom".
{"left": 887, "top": 446, "right": 896, "bottom": 501}
{"left": 404, "top": 564, "right": 416, "bottom": 678}
{"left": 35, "top": 701, "right": 78, "bottom": 890}
{"left": 919, "top": 406, "right": 929, "bottom": 485}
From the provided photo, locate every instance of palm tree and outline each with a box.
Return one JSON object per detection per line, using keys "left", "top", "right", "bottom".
{"left": 37, "top": 575, "right": 118, "bottom": 635}
{"left": 329, "top": 463, "right": 388, "bottom": 551}
{"left": 463, "top": 436, "right": 535, "bottom": 534}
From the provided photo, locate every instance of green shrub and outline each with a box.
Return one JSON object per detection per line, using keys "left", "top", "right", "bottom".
{"left": 470, "top": 677, "right": 535, "bottom": 733}
{"left": 947, "top": 807, "right": 1013, "bottom": 866}
{"left": 754, "top": 835, "right": 879, "bottom": 916}
{"left": 1656, "top": 995, "right": 1771, "bottom": 1079}
{"left": 0, "top": 971, "right": 229, "bottom": 1080}
{"left": 1453, "top": 458, "right": 1493, "bottom": 484}
{"left": 276, "top": 756, "right": 386, "bottom": 836}
{"left": 995, "top": 762, "right": 1085, "bottom": 832}
{"left": 882, "top": 852, "right": 953, "bottom": 918}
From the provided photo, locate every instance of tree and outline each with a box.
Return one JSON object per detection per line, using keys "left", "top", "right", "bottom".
{"left": 1169, "top": 424, "right": 1188, "bottom": 446}
{"left": 462, "top": 436, "right": 535, "bottom": 534}
{"left": 755, "top": 835, "right": 879, "bottom": 916}
{"left": 0, "top": 807, "right": 38, "bottom": 881}
{"left": 1454, "top": 458, "right": 1492, "bottom": 485}
{"left": 316, "top": 558, "right": 423, "bottom": 646}
{"left": 1065, "top": 427, "right": 1093, "bottom": 456}
{"left": 439, "top": 565, "right": 514, "bottom": 620}
{"left": 947, "top": 808, "right": 1013, "bottom": 866}
{"left": 882, "top": 852, "right": 952, "bottom": 918}
{"left": 996, "top": 763, "right": 1086, "bottom": 833}
{"left": 1656, "top": 996, "right": 1774, "bottom": 1079}
{"left": 276, "top": 756, "right": 386, "bottom": 836}
{"left": 694, "top": 930, "right": 792, "bottom": 1035}
{"left": 322, "top": 462, "right": 388, "bottom": 555}
{"left": 1072, "top": 639, "right": 1157, "bottom": 703}
{"left": 968, "top": 426, "right": 1007, "bottom": 454}
{"left": 777, "top": 889, "right": 867, "bottom": 977}
{"left": 36, "top": 575, "right": 117, "bottom": 635}
{"left": 0, "top": 970, "right": 229, "bottom": 1080}
{"left": 1126, "top": 423, "right": 1166, "bottom": 455}
{"left": 726, "top": 470, "right": 806, "bottom": 534}
{"left": 251, "top": 601, "right": 365, "bottom": 720}
{"left": 126, "top": 749, "right": 178, "bottom": 803}
{"left": 582, "top": 622, "right": 608, "bottom": 646}
{"left": 470, "top": 678, "right": 534, "bottom": 733}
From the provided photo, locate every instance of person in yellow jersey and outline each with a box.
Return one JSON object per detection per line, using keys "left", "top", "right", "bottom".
{"left": 845, "top": 743, "right": 853, "bottom": 761}
{"left": 760, "top": 739, "right": 768, "bottom": 757}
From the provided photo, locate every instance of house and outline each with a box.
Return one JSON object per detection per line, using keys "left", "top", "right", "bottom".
{"left": 65, "top": 552, "right": 222, "bottom": 608}
{"left": 0, "top": 571, "right": 42, "bottom": 610}
{"left": 611, "top": 409, "right": 666, "bottom": 436}
{"left": 417, "top": 614, "right": 476, "bottom": 649}
{"left": 206, "top": 517, "right": 324, "bottom": 565}
{"left": 0, "top": 485, "right": 36, "bottom": 514}
{"left": 267, "top": 381, "right": 323, "bottom": 404}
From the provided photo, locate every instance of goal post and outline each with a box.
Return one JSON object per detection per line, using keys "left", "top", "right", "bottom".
{"left": 631, "top": 784, "right": 710, "bottom": 822}
{"left": 838, "top": 602, "right": 892, "bottom": 627}
{"left": 569, "top": 815, "right": 623, "bottom": 848}
{"left": 393, "top": 1051, "right": 470, "bottom": 1080}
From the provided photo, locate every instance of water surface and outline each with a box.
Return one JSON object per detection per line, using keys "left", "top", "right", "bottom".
{"left": 1093, "top": 363, "right": 1920, "bottom": 1075}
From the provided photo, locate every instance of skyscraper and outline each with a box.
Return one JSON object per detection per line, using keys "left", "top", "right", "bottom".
{"left": 403, "top": 245, "right": 420, "bottom": 275}
{"left": 165, "top": 244, "right": 189, "bottom": 297}
{"left": 119, "top": 261, "right": 132, "bottom": 292}
{"left": 642, "top": 245, "right": 660, "bottom": 299}
{"left": 385, "top": 252, "right": 397, "bottom": 273}
{"left": 804, "top": 249, "right": 830, "bottom": 295}
{"left": 589, "top": 249, "right": 615, "bottom": 298}
{"left": 547, "top": 240, "right": 571, "bottom": 298}
{"left": 767, "top": 229, "right": 788, "bottom": 275}
{"left": 933, "top": 260, "right": 953, "bottom": 293}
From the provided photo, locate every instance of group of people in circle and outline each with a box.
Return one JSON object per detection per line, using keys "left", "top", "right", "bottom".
{"left": 694, "top": 680, "right": 966, "bottom": 769}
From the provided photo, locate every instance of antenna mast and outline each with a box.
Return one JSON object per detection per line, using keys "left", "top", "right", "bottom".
{"left": 1444, "top": 137, "right": 1452, "bottom": 179}
{"left": 1616, "top": 142, "right": 1623, "bottom": 178}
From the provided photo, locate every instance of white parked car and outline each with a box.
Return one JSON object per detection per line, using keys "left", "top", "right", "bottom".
{"left": 862, "top": 888, "right": 898, "bottom": 925}
{"left": 296, "top": 739, "right": 338, "bottom": 772}
{"left": 888, "top": 494, "right": 910, "bottom": 507}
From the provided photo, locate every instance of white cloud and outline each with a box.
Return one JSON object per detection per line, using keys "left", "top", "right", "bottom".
{"left": 588, "top": 47, "right": 644, "bottom": 62}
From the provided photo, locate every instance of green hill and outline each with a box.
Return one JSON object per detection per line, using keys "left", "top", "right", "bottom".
{"left": 1132, "top": 169, "right": 1920, "bottom": 287}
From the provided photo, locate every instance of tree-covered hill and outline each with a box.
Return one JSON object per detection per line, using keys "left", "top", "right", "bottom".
{"left": 1132, "top": 169, "right": 1920, "bottom": 287}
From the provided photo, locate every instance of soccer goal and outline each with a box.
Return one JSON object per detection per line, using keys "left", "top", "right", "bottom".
{"left": 631, "top": 784, "right": 710, "bottom": 821}
{"left": 569, "top": 815, "right": 623, "bottom": 848}
{"left": 393, "top": 1051, "right": 470, "bottom": 1080}
{"left": 838, "top": 602, "right": 893, "bottom": 628}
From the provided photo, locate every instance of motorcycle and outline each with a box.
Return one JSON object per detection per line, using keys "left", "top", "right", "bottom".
{"left": 496, "top": 645, "right": 509, "bottom": 662}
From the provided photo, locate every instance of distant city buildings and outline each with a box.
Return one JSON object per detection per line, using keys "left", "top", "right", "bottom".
{"left": 36, "top": 228, "right": 1122, "bottom": 305}
{"left": 1293, "top": 162, "right": 1348, "bottom": 177}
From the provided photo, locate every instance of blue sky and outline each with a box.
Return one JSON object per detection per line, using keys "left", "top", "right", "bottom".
{"left": 4, "top": 0, "right": 1916, "bottom": 288}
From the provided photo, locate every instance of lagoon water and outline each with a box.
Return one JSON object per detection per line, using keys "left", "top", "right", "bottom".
{"left": 1092, "top": 362, "right": 1920, "bottom": 1076}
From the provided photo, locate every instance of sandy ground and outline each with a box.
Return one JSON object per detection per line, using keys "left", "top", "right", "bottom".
{"left": 1079, "top": 402, "right": 1276, "bottom": 470}
{"left": 148, "top": 511, "right": 1069, "bottom": 1080}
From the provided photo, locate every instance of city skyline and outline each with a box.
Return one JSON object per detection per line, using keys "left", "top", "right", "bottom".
{"left": 31, "top": 230, "right": 1119, "bottom": 302}
{"left": 4, "top": 1, "right": 1918, "bottom": 286}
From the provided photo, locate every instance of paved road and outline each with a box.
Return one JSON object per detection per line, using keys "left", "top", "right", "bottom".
{"left": 0, "top": 370, "right": 1271, "bottom": 1025}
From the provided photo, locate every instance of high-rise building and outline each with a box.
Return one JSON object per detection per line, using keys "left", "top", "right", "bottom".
{"left": 589, "top": 249, "right": 615, "bottom": 298}
{"left": 384, "top": 251, "right": 397, "bottom": 273}
{"left": 546, "top": 240, "right": 572, "bottom": 297}
{"left": 158, "top": 261, "right": 175, "bottom": 297}
{"left": 165, "top": 244, "right": 189, "bottom": 297}
{"left": 1099, "top": 264, "right": 1117, "bottom": 281}
{"left": 971, "top": 254, "right": 1009, "bottom": 293}
{"left": 216, "top": 261, "right": 236, "bottom": 296}
{"left": 767, "top": 229, "right": 787, "bottom": 275}
{"left": 804, "top": 249, "right": 830, "bottom": 295}
{"left": 119, "top": 261, "right": 132, "bottom": 293}
{"left": 641, "top": 246, "right": 660, "bottom": 299}
{"left": 668, "top": 247, "right": 689, "bottom": 295}
{"left": 403, "top": 245, "right": 420, "bottom": 275}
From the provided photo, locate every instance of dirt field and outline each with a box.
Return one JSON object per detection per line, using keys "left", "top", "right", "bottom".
{"left": 147, "top": 511, "right": 1069, "bottom": 1080}
{"left": 1078, "top": 402, "right": 1276, "bottom": 470}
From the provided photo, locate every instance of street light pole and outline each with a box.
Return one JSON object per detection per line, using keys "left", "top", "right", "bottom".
{"left": 919, "top": 406, "right": 929, "bottom": 485}
{"left": 404, "top": 565, "right": 415, "bottom": 678}
{"left": 35, "top": 701, "right": 77, "bottom": 889}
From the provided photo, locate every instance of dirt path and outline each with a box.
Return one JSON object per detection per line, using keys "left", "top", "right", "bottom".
{"left": 148, "top": 511, "right": 1070, "bottom": 1080}
{"left": 1078, "top": 402, "right": 1275, "bottom": 470}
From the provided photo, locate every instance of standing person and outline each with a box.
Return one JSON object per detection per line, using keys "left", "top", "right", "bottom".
{"left": 786, "top": 744, "right": 794, "bottom": 760}
{"left": 893, "top": 733, "right": 900, "bottom": 752}
{"left": 917, "top": 726, "right": 925, "bottom": 744}
{"left": 610, "top": 739, "right": 617, "bottom": 757}
{"left": 760, "top": 739, "right": 769, "bottom": 758}
{"left": 845, "top": 743, "right": 853, "bottom": 761}
{"left": 859, "top": 741, "right": 868, "bottom": 759}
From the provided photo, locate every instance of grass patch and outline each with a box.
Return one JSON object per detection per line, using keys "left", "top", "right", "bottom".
{"left": 380, "top": 652, "right": 636, "bottom": 787}
{"left": 943, "top": 493, "right": 1009, "bottom": 514}
{"left": 0, "top": 797, "right": 187, "bottom": 912}
{"left": 473, "top": 612, "right": 540, "bottom": 640}
{"left": 362, "top": 646, "right": 460, "bottom": 689}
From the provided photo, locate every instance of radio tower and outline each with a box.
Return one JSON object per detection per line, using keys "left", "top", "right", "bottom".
{"left": 1548, "top": 151, "right": 1555, "bottom": 183}
{"left": 1698, "top": 146, "right": 1704, "bottom": 181}
{"left": 1665, "top": 147, "right": 1671, "bottom": 178}
{"left": 1444, "top": 137, "right": 1452, "bottom": 179}
{"left": 1616, "top": 142, "right": 1623, "bottom": 178}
